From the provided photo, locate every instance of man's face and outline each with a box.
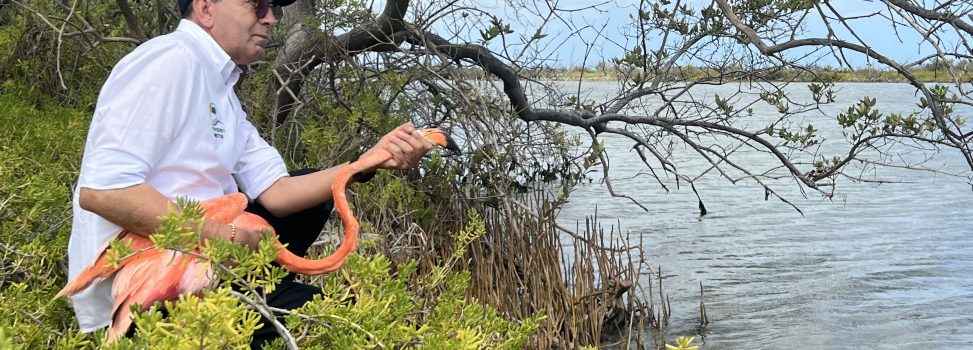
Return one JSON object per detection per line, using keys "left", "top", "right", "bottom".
{"left": 209, "top": 0, "right": 276, "bottom": 65}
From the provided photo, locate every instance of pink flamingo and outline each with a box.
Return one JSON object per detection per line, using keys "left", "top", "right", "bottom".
{"left": 57, "top": 128, "right": 458, "bottom": 342}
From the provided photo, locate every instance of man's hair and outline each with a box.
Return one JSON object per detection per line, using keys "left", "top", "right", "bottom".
{"left": 180, "top": 0, "right": 224, "bottom": 19}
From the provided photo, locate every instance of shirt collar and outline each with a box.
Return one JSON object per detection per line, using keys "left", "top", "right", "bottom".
{"left": 176, "top": 19, "right": 242, "bottom": 86}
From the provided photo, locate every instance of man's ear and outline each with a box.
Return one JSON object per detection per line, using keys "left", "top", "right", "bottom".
{"left": 192, "top": 0, "right": 216, "bottom": 28}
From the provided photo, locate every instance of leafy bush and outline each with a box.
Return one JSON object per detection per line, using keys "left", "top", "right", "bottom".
{"left": 0, "top": 82, "right": 93, "bottom": 348}
{"left": 103, "top": 201, "right": 540, "bottom": 349}
{"left": 0, "top": 80, "right": 541, "bottom": 348}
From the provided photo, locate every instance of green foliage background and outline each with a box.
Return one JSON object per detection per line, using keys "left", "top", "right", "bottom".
{"left": 0, "top": 2, "right": 540, "bottom": 348}
{"left": 0, "top": 82, "right": 93, "bottom": 348}
{"left": 0, "top": 80, "right": 541, "bottom": 348}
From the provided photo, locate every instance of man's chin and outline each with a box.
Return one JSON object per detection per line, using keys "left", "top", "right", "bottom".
{"left": 237, "top": 49, "right": 266, "bottom": 65}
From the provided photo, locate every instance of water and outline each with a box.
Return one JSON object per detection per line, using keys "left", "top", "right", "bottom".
{"left": 549, "top": 82, "right": 973, "bottom": 349}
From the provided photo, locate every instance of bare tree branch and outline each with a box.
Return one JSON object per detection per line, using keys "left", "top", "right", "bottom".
{"left": 116, "top": 0, "right": 147, "bottom": 42}
{"left": 714, "top": 0, "right": 973, "bottom": 172}
{"left": 882, "top": 0, "right": 973, "bottom": 35}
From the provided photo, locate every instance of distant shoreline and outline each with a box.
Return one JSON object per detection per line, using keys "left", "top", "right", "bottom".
{"left": 438, "top": 66, "right": 971, "bottom": 84}
{"left": 535, "top": 68, "right": 972, "bottom": 84}
{"left": 544, "top": 77, "right": 968, "bottom": 83}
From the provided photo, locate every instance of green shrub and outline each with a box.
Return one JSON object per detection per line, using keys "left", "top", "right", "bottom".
{"left": 0, "top": 82, "right": 94, "bottom": 348}
{"left": 0, "top": 89, "right": 540, "bottom": 347}
{"left": 100, "top": 202, "right": 540, "bottom": 349}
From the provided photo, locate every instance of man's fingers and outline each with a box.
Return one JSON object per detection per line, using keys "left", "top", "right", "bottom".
{"left": 406, "top": 130, "right": 432, "bottom": 150}
{"left": 369, "top": 122, "right": 433, "bottom": 170}
{"left": 398, "top": 122, "right": 416, "bottom": 134}
{"left": 384, "top": 141, "right": 404, "bottom": 168}
{"left": 393, "top": 132, "right": 417, "bottom": 154}
{"left": 393, "top": 130, "right": 428, "bottom": 167}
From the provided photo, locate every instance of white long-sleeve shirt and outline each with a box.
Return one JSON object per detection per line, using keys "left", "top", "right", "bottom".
{"left": 68, "top": 20, "right": 288, "bottom": 332}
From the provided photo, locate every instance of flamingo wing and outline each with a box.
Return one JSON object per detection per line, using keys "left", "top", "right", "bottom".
{"left": 60, "top": 194, "right": 235, "bottom": 342}
{"left": 106, "top": 250, "right": 212, "bottom": 342}
{"left": 56, "top": 232, "right": 157, "bottom": 299}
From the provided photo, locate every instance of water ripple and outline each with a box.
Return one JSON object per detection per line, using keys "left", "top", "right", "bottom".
{"left": 555, "top": 83, "right": 973, "bottom": 348}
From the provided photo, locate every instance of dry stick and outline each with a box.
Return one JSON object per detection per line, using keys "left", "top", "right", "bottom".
{"left": 228, "top": 290, "right": 298, "bottom": 350}
{"left": 7, "top": 0, "right": 70, "bottom": 89}
{"left": 610, "top": 127, "right": 674, "bottom": 189}
{"left": 267, "top": 58, "right": 313, "bottom": 141}
{"left": 883, "top": 0, "right": 973, "bottom": 35}
{"left": 887, "top": 2, "right": 965, "bottom": 87}
{"left": 53, "top": 0, "right": 81, "bottom": 90}
{"left": 698, "top": 281, "right": 708, "bottom": 326}
{"left": 115, "top": 0, "right": 147, "bottom": 42}
{"left": 823, "top": 2, "right": 878, "bottom": 59}
{"left": 625, "top": 242, "right": 637, "bottom": 349}
{"left": 588, "top": 131, "right": 650, "bottom": 211}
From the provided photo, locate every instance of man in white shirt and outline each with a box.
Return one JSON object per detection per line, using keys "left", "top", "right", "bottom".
{"left": 67, "top": 0, "right": 433, "bottom": 346}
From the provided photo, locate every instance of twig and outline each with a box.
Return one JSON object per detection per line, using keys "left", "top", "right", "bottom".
{"left": 228, "top": 290, "right": 299, "bottom": 350}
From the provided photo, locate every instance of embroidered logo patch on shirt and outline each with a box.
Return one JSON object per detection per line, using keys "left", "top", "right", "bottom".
{"left": 209, "top": 103, "right": 225, "bottom": 139}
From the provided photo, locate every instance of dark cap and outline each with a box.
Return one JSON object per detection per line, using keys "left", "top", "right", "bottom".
{"left": 179, "top": 0, "right": 297, "bottom": 16}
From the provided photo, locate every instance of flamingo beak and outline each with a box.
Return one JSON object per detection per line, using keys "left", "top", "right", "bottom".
{"left": 419, "top": 128, "right": 461, "bottom": 154}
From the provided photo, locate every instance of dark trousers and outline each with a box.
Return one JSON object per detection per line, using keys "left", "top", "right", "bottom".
{"left": 244, "top": 168, "right": 333, "bottom": 349}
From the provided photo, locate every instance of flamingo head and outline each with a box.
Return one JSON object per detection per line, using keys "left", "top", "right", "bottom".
{"left": 419, "top": 128, "right": 461, "bottom": 154}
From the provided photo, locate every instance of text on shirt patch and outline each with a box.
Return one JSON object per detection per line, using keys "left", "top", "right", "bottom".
{"left": 209, "top": 103, "right": 225, "bottom": 139}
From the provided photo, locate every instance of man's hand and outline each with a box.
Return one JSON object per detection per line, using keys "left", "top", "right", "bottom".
{"left": 202, "top": 219, "right": 263, "bottom": 250}
{"left": 360, "top": 123, "right": 434, "bottom": 171}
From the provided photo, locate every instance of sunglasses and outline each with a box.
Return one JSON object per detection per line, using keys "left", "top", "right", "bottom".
{"left": 251, "top": 0, "right": 282, "bottom": 19}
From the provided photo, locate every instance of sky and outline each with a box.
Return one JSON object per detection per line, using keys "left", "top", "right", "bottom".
{"left": 369, "top": 0, "right": 961, "bottom": 68}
